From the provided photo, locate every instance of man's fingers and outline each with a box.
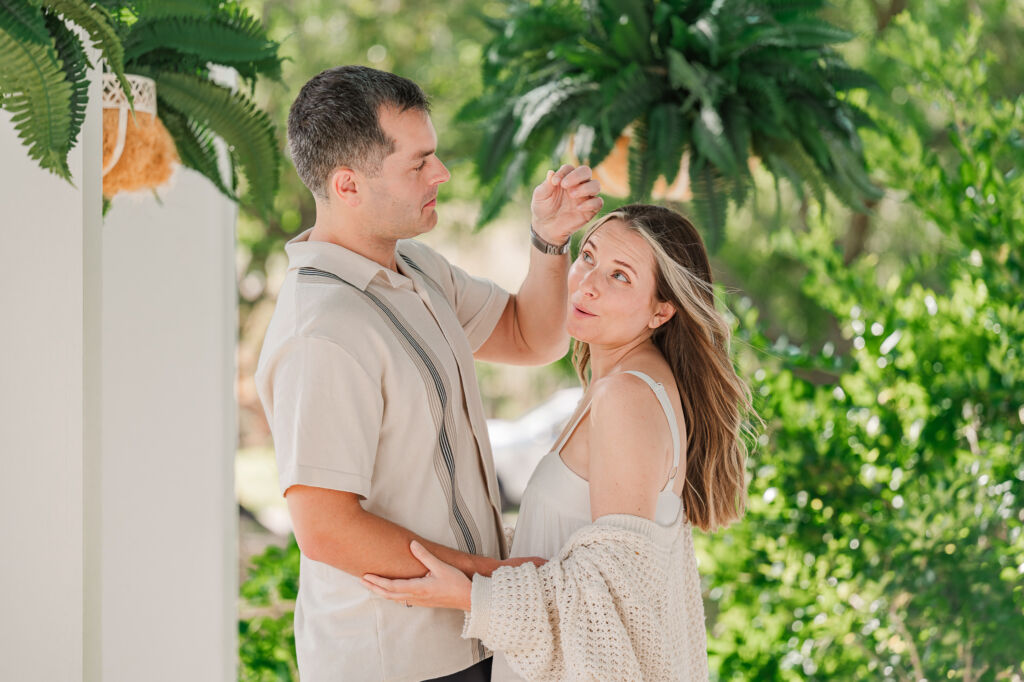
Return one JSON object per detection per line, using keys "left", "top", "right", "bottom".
{"left": 559, "top": 165, "right": 593, "bottom": 188}
{"left": 569, "top": 179, "right": 601, "bottom": 198}
{"left": 579, "top": 196, "right": 604, "bottom": 214}
{"left": 551, "top": 164, "right": 575, "bottom": 185}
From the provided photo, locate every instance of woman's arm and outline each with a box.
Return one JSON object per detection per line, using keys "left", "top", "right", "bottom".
{"left": 360, "top": 542, "right": 545, "bottom": 610}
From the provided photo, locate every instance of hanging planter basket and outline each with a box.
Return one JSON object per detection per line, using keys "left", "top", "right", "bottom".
{"left": 101, "top": 73, "right": 179, "bottom": 199}
{"left": 571, "top": 125, "right": 692, "bottom": 202}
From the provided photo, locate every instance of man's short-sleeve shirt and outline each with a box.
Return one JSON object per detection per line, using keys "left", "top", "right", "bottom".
{"left": 255, "top": 228, "right": 511, "bottom": 681}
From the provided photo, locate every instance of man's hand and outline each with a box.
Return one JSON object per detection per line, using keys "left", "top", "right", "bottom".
{"left": 531, "top": 164, "right": 603, "bottom": 246}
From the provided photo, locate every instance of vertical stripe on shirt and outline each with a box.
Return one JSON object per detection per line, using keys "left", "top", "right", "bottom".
{"left": 296, "top": 266, "right": 483, "bottom": 555}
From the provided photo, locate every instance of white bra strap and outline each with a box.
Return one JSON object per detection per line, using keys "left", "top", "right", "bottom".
{"left": 622, "top": 370, "right": 682, "bottom": 493}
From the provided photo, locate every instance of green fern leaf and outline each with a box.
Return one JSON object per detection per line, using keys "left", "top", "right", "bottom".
{"left": 0, "top": 26, "right": 73, "bottom": 178}
{"left": 688, "top": 154, "right": 729, "bottom": 252}
{"left": 129, "top": 0, "right": 218, "bottom": 19}
{"left": 151, "top": 70, "right": 279, "bottom": 214}
{"left": 0, "top": 0, "right": 50, "bottom": 47}
{"left": 627, "top": 114, "right": 655, "bottom": 201}
{"left": 124, "top": 16, "right": 279, "bottom": 77}
{"left": 648, "top": 102, "right": 688, "bottom": 186}
{"left": 693, "top": 103, "right": 739, "bottom": 176}
{"left": 159, "top": 105, "right": 237, "bottom": 201}
{"left": 512, "top": 75, "right": 596, "bottom": 147}
{"left": 44, "top": 0, "right": 129, "bottom": 97}
{"left": 44, "top": 10, "right": 89, "bottom": 153}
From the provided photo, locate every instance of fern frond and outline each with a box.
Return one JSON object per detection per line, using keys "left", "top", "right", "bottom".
{"left": 129, "top": 0, "right": 218, "bottom": 19}
{"left": 0, "top": 27, "right": 73, "bottom": 178}
{"left": 693, "top": 103, "right": 739, "bottom": 176}
{"left": 628, "top": 114, "right": 655, "bottom": 201}
{"left": 152, "top": 70, "right": 279, "bottom": 214}
{"left": 124, "top": 14, "right": 281, "bottom": 81}
{"left": 688, "top": 154, "right": 729, "bottom": 251}
{"left": 44, "top": 0, "right": 129, "bottom": 96}
{"left": 648, "top": 102, "right": 688, "bottom": 185}
{"left": 160, "top": 105, "right": 237, "bottom": 201}
{"left": 512, "top": 75, "right": 596, "bottom": 146}
{"left": 0, "top": 0, "right": 50, "bottom": 47}
{"left": 44, "top": 10, "right": 89, "bottom": 152}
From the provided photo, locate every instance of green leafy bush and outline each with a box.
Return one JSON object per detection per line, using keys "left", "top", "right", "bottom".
{"left": 703, "top": 15, "right": 1024, "bottom": 680}
{"left": 239, "top": 538, "right": 299, "bottom": 682}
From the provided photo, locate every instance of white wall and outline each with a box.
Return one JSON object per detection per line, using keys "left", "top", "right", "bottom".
{"left": 0, "top": 76, "right": 237, "bottom": 680}
{"left": 0, "top": 107, "right": 94, "bottom": 682}
{"left": 100, "top": 169, "right": 238, "bottom": 681}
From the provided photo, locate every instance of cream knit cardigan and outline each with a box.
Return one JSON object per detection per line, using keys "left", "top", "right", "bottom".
{"left": 463, "top": 513, "right": 709, "bottom": 682}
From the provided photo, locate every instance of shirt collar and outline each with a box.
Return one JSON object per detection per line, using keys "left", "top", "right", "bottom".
{"left": 285, "top": 228, "right": 412, "bottom": 291}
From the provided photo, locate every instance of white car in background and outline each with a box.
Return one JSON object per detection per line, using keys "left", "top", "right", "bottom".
{"left": 487, "top": 387, "right": 584, "bottom": 509}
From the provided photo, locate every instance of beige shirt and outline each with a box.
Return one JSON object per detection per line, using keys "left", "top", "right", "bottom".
{"left": 255, "top": 229, "right": 510, "bottom": 682}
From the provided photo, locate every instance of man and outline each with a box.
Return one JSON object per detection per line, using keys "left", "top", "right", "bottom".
{"left": 255, "top": 65, "right": 602, "bottom": 682}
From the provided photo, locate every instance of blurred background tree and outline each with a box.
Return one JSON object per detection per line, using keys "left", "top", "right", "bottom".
{"left": 236, "top": 1, "right": 1024, "bottom": 679}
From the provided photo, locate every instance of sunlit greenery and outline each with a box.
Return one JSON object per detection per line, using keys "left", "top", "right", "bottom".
{"left": 237, "top": 1, "right": 1023, "bottom": 679}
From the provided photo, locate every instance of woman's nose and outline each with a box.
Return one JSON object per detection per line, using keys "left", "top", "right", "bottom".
{"left": 578, "top": 269, "right": 599, "bottom": 297}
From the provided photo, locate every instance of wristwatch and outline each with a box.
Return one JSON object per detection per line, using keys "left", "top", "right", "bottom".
{"left": 530, "top": 225, "right": 570, "bottom": 255}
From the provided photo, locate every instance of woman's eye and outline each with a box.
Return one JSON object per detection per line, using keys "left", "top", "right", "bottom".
{"left": 613, "top": 271, "right": 630, "bottom": 283}
{"left": 581, "top": 251, "right": 593, "bottom": 263}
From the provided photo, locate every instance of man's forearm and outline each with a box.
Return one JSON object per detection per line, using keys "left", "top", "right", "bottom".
{"left": 288, "top": 486, "right": 499, "bottom": 580}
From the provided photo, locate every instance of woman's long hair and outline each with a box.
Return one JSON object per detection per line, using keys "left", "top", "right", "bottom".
{"left": 571, "top": 204, "right": 757, "bottom": 531}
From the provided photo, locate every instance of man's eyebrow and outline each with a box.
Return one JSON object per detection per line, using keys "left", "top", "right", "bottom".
{"left": 411, "top": 148, "right": 434, "bottom": 160}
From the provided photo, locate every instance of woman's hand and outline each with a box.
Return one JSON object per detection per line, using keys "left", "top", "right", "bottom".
{"left": 362, "top": 541, "right": 473, "bottom": 611}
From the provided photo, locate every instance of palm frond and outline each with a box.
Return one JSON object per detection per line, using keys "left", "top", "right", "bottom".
{"left": 0, "top": 26, "right": 73, "bottom": 178}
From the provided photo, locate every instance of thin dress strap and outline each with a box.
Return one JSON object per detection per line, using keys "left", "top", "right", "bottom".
{"left": 552, "top": 398, "right": 593, "bottom": 455}
{"left": 622, "top": 370, "right": 682, "bottom": 493}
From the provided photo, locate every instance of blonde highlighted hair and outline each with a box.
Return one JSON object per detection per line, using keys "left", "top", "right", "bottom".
{"left": 572, "top": 204, "right": 757, "bottom": 532}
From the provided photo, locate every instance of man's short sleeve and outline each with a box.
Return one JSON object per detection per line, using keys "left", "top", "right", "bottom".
{"left": 446, "top": 260, "right": 511, "bottom": 351}
{"left": 265, "top": 335, "right": 383, "bottom": 498}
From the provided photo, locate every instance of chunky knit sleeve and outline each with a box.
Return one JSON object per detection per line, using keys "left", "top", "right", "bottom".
{"left": 463, "top": 526, "right": 659, "bottom": 681}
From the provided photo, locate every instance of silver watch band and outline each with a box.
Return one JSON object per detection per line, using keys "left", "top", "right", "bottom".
{"left": 530, "top": 225, "right": 570, "bottom": 255}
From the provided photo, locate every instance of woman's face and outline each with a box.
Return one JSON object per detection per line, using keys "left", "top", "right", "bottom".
{"left": 566, "top": 219, "right": 673, "bottom": 346}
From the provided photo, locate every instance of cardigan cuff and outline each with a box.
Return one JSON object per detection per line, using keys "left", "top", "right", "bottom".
{"left": 462, "top": 574, "right": 493, "bottom": 641}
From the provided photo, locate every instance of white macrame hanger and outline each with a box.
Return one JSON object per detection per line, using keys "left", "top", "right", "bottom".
{"left": 101, "top": 73, "right": 158, "bottom": 176}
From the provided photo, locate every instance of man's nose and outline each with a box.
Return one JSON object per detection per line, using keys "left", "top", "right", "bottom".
{"left": 433, "top": 159, "right": 451, "bottom": 185}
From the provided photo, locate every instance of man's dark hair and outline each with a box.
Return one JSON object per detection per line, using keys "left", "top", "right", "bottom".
{"left": 287, "top": 65, "right": 430, "bottom": 199}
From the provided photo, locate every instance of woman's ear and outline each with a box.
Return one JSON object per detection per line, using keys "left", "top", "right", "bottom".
{"left": 649, "top": 301, "right": 676, "bottom": 329}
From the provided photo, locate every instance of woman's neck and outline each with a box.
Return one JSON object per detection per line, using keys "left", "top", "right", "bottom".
{"left": 588, "top": 335, "right": 656, "bottom": 381}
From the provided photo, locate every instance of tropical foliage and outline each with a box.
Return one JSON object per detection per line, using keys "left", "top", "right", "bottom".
{"left": 0, "top": 0, "right": 129, "bottom": 179}
{"left": 461, "top": 0, "right": 882, "bottom": 247}
{"left": 703, "top": 16, "right": 1024, "bottom": 679}
{"left": 0, "top": 0, "right": 282, "bottom": 214}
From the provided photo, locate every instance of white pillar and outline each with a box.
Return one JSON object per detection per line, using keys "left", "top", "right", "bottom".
{"left": 0, "top": 69, "right": 237, "bottom": 680}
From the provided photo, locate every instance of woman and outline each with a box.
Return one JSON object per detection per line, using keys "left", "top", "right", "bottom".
{"left": 363, "top": 204, "right": 756, "bottom": 681}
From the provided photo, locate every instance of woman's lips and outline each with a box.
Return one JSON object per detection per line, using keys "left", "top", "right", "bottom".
{"left": 572, "top": 304, "right": 596, "bottom": 317}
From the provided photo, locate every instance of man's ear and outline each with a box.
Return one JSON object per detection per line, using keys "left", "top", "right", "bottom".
{"left": 649, "top": 301, "right": 676, "bottom": 329}
{"left": 329, "top": 167, "right": 360, "bottom": 207}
